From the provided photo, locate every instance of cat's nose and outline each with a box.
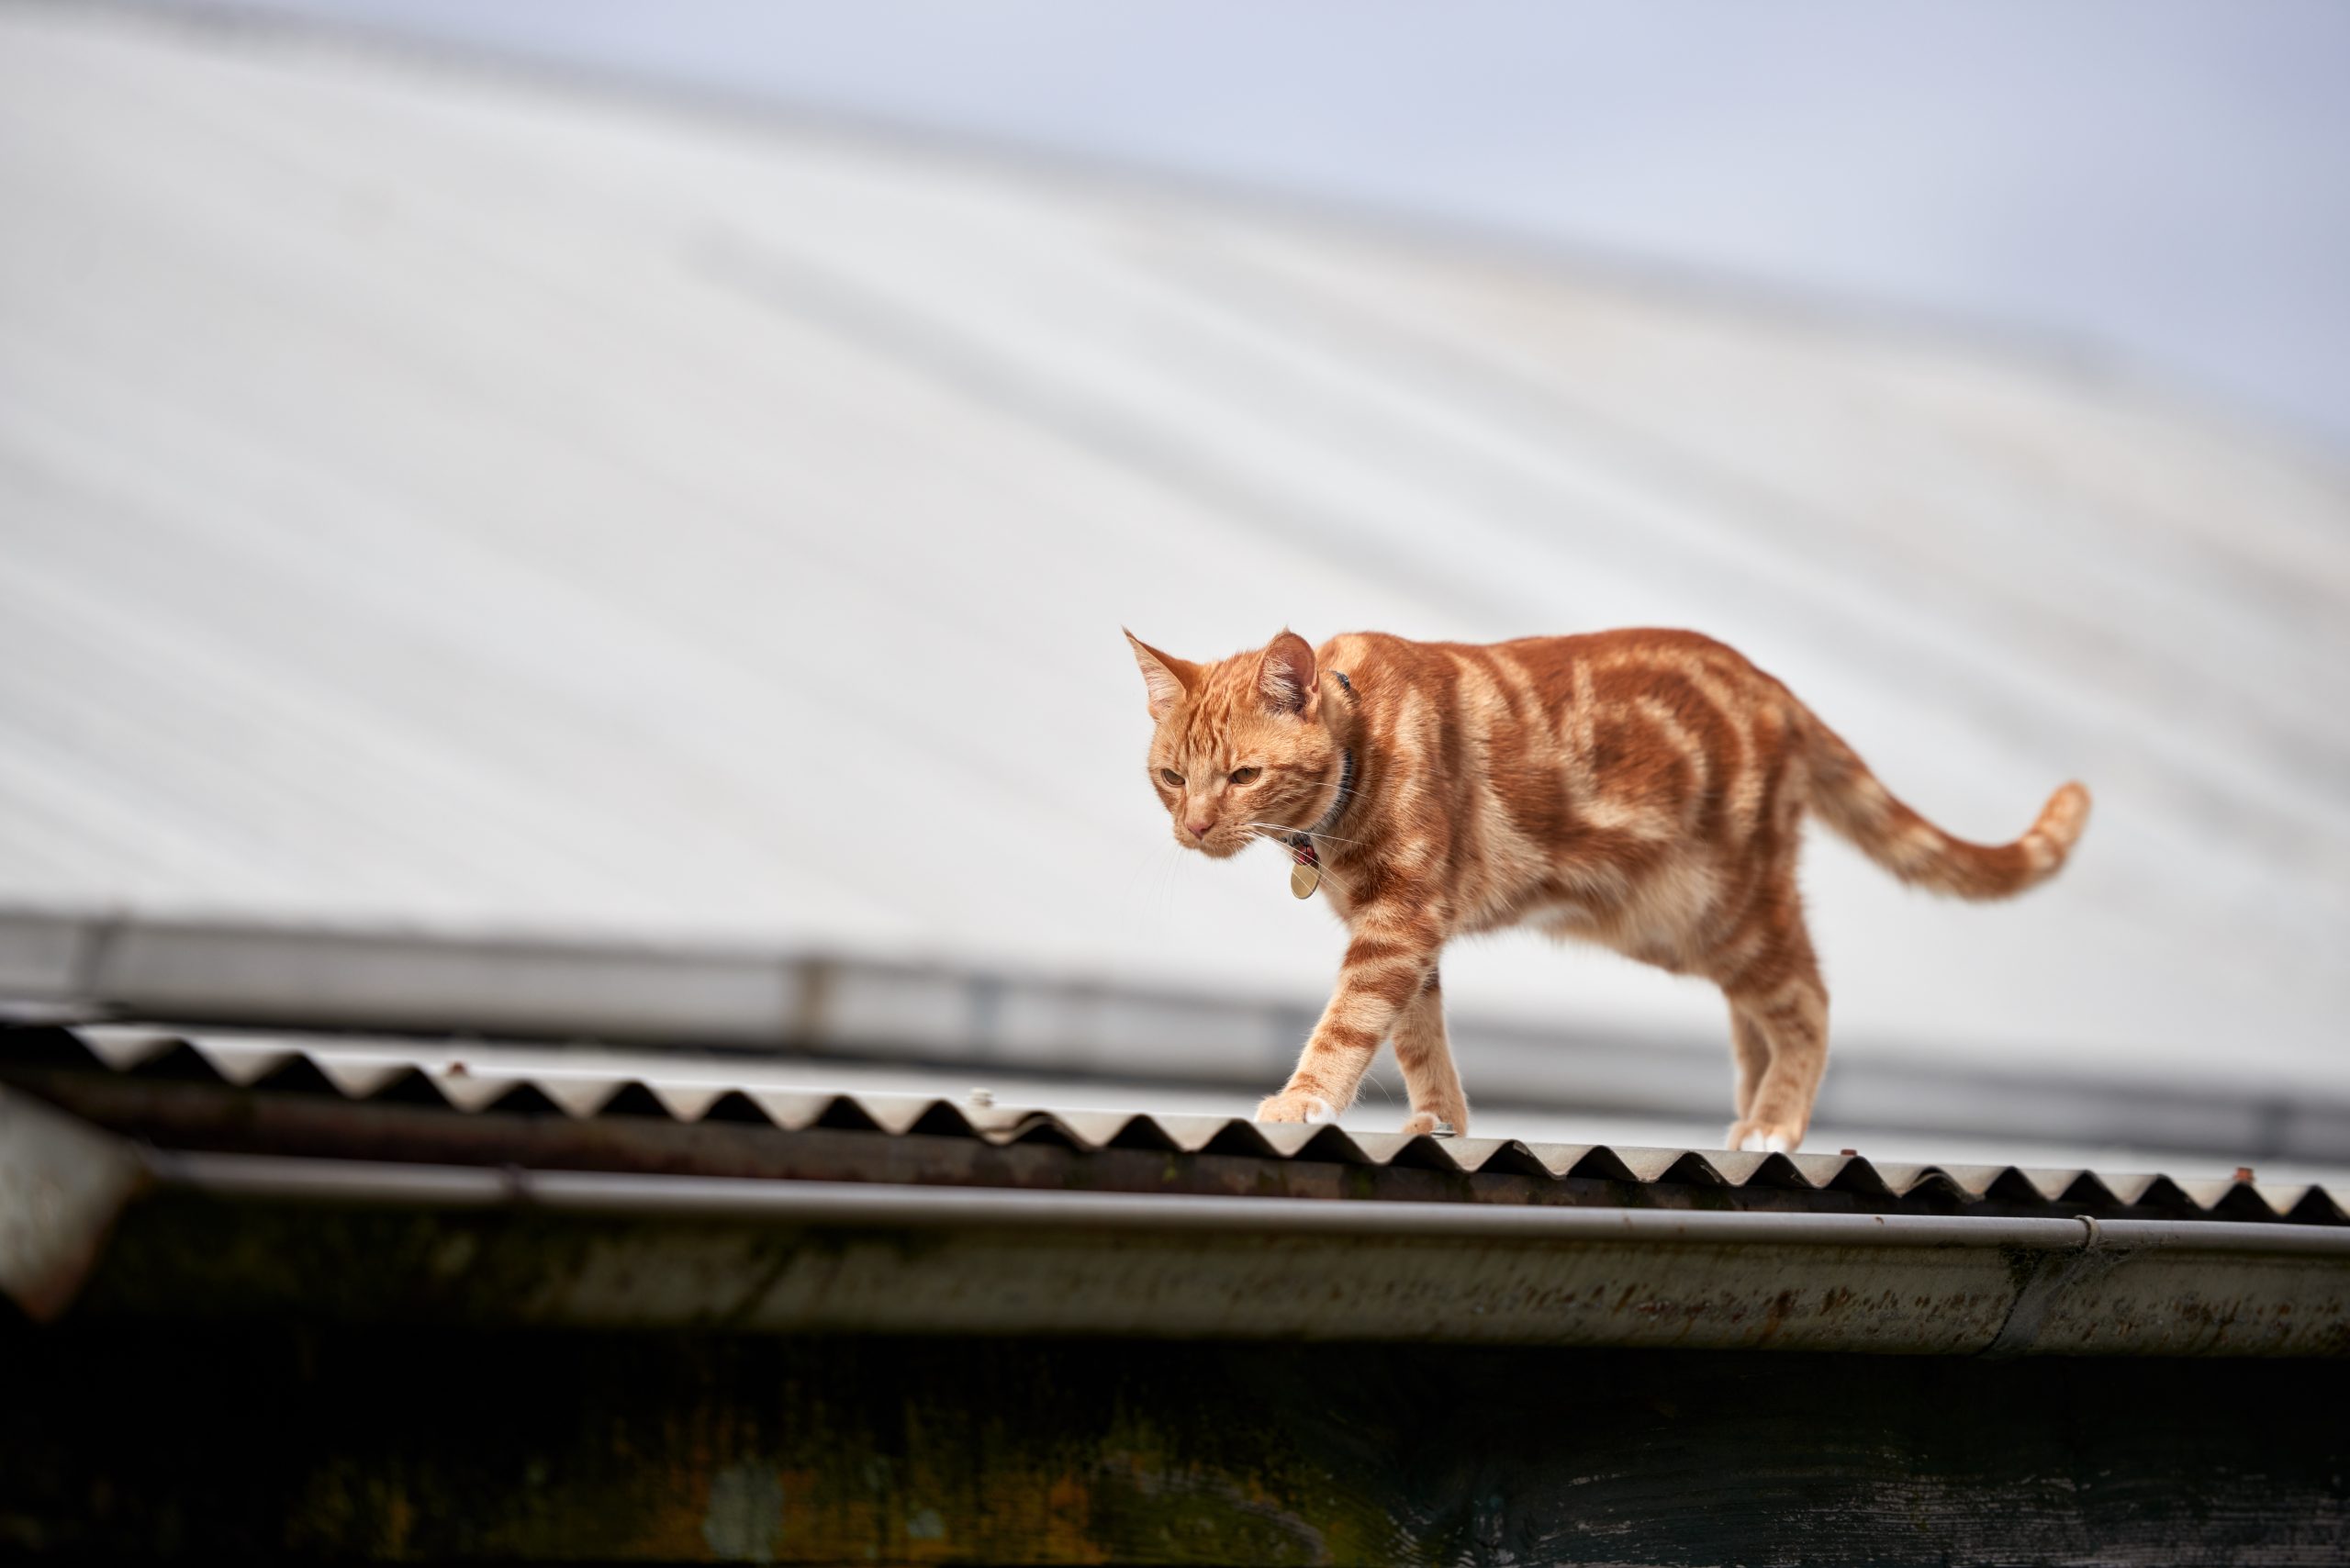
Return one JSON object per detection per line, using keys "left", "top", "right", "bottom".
{"left": 1186, "top": 818, "right": 1214, "bottom": 839}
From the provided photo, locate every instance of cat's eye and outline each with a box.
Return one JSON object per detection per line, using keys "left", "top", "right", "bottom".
{"left": 1158, "top": 768, "right": 1183, "bottom": 788}
{"left": 1229, "top": 767, "right": 1261, "bottom": 786}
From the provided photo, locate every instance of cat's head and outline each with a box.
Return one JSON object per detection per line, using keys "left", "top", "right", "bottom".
{"left": 1125, "top": 629, "right": 1345, "bottom": 859}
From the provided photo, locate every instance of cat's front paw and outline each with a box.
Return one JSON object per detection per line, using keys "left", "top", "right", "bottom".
{"left": 1256, "top": 1090, "right": 1337, "bottom": 1125}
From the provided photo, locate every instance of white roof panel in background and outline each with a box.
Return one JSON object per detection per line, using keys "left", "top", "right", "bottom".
{"left": 1, "top": 6, "right": 2344, "bottom": 1097}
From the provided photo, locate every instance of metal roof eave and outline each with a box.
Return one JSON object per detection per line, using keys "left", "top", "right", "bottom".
{"left": 14, "top": 1091, "right": 2349, "bottom": 1356}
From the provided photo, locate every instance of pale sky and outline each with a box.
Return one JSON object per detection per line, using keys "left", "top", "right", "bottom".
{"left": 160, "top": 0, "right": 2350, "bottom": 454}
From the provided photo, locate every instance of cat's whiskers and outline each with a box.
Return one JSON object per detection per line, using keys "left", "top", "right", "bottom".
{"left": 1248, "top": 821, "right": 1369, "bottom": 847}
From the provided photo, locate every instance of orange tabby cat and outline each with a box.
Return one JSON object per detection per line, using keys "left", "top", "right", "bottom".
{"left": 1126, "top": 627, "right": 2089, "bottom": 1153}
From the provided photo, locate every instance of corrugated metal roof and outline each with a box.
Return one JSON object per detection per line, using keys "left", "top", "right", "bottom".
{"left": 11, "top": 911, "right": 2345, "bottom": 1163}
{"left": 2, "top": 4, "right": 2348, "bottom": 1101}
{"left": 7, "top": 1022, "right": 2340, "bottom": 1226}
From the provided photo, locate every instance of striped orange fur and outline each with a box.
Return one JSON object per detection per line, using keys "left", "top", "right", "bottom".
{"left": 1126, "top": 627, "right": 2090, "bottom": 1153}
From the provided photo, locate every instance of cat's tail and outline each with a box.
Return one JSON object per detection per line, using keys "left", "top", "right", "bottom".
{"left": 1801, "top": 715, "right": 2090, "bottom": 901}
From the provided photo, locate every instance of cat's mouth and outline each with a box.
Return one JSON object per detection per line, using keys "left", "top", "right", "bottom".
{"left": 1185, "top": 831, "right": 1250, "bottom": 860}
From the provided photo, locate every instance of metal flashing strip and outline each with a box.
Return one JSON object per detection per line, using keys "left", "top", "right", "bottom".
{"left": 140, "top": 1152, "right": 2350, "bottom": 1254}
{"left": 0, "top": 1089, "right": 147, "bottom": 1322}
{"left": 3, "top": 1023, "right": 2344, "bottom": 1226}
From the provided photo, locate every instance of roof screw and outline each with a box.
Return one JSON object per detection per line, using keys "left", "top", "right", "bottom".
{"left": 968, "top": 1087, "right": 994, "bottom": 1108}
{"left": 1839, "top": 1148, "right": 1858, "bottom": 1158}
{"left": 2234, "top": 1166, "right": 2255, "bottom": 1183}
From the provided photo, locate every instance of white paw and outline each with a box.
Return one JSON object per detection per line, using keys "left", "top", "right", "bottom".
{"left": 1734, "top": 1130, "right": 1796, "bottom": 1155}
{"left": 1257, "top": 1090, "right": 1337, "bottom": 1125}
{"left": 1763, "top": 1133, "right": 1792, "bottom": 1155}
{"left": 1737, "top": 1131, "right": 1767, "bottom": 1153}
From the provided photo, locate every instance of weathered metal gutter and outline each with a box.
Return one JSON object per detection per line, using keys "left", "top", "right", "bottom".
{"left": 140, "top": 1148, "right": 2350, "bottom": 1253}
{"left": 68, "top": 1144, "right": 2350, "bottom": 1356}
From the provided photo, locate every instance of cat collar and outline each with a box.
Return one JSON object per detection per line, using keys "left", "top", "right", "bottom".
{"left": 1283, "top": 671, "right": 1358, "bottom": 869}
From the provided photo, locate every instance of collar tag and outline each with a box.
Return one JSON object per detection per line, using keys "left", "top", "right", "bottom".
{"left": 1288, "top": 850, "right": 1321, "bottom": 899}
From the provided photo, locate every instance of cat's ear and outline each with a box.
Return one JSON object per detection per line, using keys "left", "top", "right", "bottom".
{"left": 1256, "top": 630, "right": 1320, "bottom": 719}
{"left": 1125, "top": 630, "right": 1199, "bottom": 721}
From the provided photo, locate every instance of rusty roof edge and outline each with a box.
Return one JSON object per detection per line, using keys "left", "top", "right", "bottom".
{"left": 134, "top": 1149, "right": 2350, "bottom": 1258}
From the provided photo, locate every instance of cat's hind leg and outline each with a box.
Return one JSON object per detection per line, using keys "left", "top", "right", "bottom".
{"left": 1727, "top": 1006, "right": 1772, "bottom": 1127}
{"left": 1393, "top": 969, "right": 1470, "bottom": 1137}
{"left": 1719, "top": 928, "right": 1830, "bottom": 1155}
